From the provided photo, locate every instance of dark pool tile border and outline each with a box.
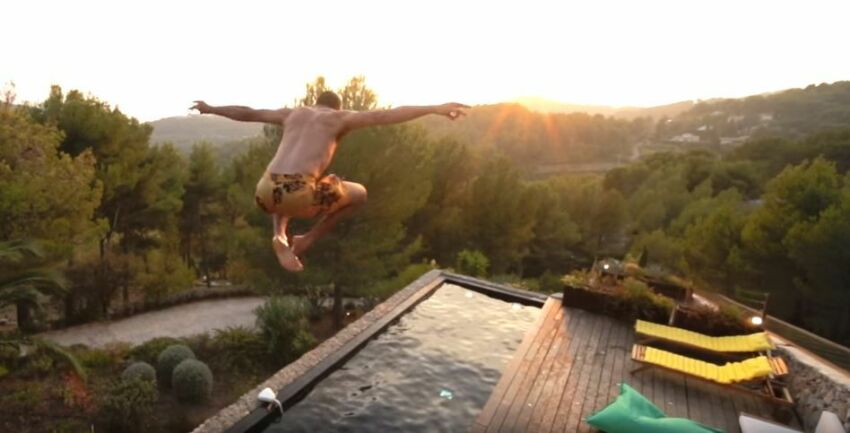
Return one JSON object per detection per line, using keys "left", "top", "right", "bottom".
{"left": 193, "top": 270, "right": 549, "bottom": 433}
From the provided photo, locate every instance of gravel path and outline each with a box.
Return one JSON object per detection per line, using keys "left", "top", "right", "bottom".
{"left": 38, "top": 297, "right": 266, "bottom": 348}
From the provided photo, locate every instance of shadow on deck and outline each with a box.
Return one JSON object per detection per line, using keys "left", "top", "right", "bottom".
{"left": 472, "top": 297, "right": 797, "bottom": 433}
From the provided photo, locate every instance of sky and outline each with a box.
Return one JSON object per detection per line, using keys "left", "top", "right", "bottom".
{"left": 3, "top": 0, "right": 850, "bottom": 122}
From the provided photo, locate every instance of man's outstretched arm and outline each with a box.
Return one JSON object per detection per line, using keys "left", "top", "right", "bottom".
{"left": 191, "top": 101, "right": 291, "bottom": 124}
{"left": 341, "top": 103, "right": 469, "bottom": 131}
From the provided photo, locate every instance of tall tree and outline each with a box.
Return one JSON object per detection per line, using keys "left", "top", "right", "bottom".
{"left": 180, "top": 143, "right": 223, "bottom": 284}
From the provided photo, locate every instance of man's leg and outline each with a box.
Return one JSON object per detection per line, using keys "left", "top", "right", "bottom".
{"left": 271, "top": 213, "right": 304, "bottom": 272}
{"left": 292, "top": 181, "right": 367, "bottom": 256}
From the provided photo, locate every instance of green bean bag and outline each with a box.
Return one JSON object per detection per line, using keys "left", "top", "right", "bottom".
{"left": 586, "top": 383, "right": 725, "bottom": 433}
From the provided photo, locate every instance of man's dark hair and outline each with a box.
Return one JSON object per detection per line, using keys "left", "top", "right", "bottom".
{"left": 316, "top": 91, "right": 341, "bottom": 110}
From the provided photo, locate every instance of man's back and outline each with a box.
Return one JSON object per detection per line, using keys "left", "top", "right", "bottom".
{"left": 267, "top": 106, "right": 344, "bottom": 177}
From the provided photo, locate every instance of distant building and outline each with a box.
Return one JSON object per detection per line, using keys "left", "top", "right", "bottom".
{"left": 720, "top": 136, "right": 749, "bottom": 146}
{"left": 670, "top": 133, "right": 700, "bottom": 143}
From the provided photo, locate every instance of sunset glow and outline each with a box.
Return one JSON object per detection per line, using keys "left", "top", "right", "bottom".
{"left": 3, "top": 0, "right": 850, "bottom": 121}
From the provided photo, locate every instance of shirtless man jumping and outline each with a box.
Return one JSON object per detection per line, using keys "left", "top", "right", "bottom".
{"left": 191, "top": 92, "right": 468, "bottom": 271}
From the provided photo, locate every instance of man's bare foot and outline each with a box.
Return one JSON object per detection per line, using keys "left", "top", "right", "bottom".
{"left": 290, "top": 234, "right": 314, "bottom": 257}
{"left": 272, "top": 236, "right": 304, "bottom": 272}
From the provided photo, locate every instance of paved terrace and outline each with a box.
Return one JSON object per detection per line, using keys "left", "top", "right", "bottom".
{"left": 472, "top": 297, "right": 797, "bottom": 433}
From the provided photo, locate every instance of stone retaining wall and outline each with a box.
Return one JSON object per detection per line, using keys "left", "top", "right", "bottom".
{"left": 777, "top": 341, "right": 850, "bottom": 432}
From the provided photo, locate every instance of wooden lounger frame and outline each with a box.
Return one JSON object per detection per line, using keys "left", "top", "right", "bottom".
{"left": 630, "top": 344, "right": 794, "bottom": 407}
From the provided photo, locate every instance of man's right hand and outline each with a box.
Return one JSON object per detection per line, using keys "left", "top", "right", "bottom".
{"left": 190, "top": 100, "right": 213, "bottom": 114}
{"left": 435, "top": 103, "right": 470, "bottom": 120}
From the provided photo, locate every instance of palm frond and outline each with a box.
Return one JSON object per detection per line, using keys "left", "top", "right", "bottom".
{"left": 0, "top": 269, "right": 68, "bottom": 292}
{"left": 0, "top": 240, "right": 44, "bottom": 263}
{"left": 31, "top": 338, "right": 87, "bottom": 381}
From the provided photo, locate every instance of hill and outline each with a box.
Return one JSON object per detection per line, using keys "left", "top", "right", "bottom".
{"left": 514, "top": 96, "right": 694, "bottom": 120}
{"left": 657, "top": 81, "right": 850, "bottom": 145}
{"left": 414, "top": 103, "right": 650, "bottom": 167}
{"left": 147, "top": 115, "right": 263, "bottom": 151}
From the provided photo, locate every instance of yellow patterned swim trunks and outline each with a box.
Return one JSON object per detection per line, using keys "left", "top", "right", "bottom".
{"left": 255, "top": 173, "right": 345, "bottom": 218}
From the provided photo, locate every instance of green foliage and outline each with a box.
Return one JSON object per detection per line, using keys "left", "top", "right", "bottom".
{"left": 618, "top": 278, "right": 675, "bottom": 321}
{"left": 121, "top": 361, "right": 156, "bottom": 382}
{"left": 211, "top": 326, "right": 266, "bottom": 374}
{"left": 128, "top": 337, "right": 182, "bottom": 365}
{"left": 0, "top": 364, "right": 7, "bottom": 378}
{"left": 366, "top": 262, "right": 436, "bottom": 300}
{"left": 10, "top": 382, "right": 45, "bottom": 407}
{"left": 180, "top": 142, "right": 225, "bottom": 282}
{"left": 464, "top": 157, "right": 538, "bottom": 272}
{"left": 98, "top": 378, "right": 158, "bottom": 433}
{"left": 255, "top": 297, "right": 316, "bottom": 365}
{"left": 416, "top": 103, "right": 643, "bottom": 166}
{"left": 77, "top": 349, "right": 113, "bottom": 369}
{"left": 0, "top": 239, "right": 68, "bottom": 331}
{"left": 171, "top": 359, "right": 213, "bottom": 403}
{"left": 668, "top": 81, "right": 850, "bottom": 142}
{"left": 454, "top": 249, "right": 489, "bottom": 277}
{"left": 130, "top": 246, "right": 195, "bottom": 303}
{"left": 20, "top": 338, "right": 87, "bottom": 380}
{"left": 22, "top": 351, "right": 54, "bottom": 377}
{"left": 538, "top": 271, "right": 564, "bottom": 293}
{"left": 0, "top": 109, "right": 103, "bottom": 247}
{"left": 155, "top": 344, "right": 195, "bottom": 384}
{"left": 563, "top": 269, "right": 591, "bottom": 287}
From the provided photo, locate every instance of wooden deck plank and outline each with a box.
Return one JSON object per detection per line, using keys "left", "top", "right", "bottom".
{"left": 473, "top": 302, "right": 798, "bottom": 433}
{"left": 502, "top": 308, "right": 569, "bottom": 432}
{"left": 561, "top": 311, "right": 608, "bottom": 432}
{"left": 577, "top": 318, "right": 623, "bottom": 432}
{"left": 576, "top": 316, "right": 616, "bottom": 433}
{"left": 550, "top": 309, "right": 601, "bottom": 433}
{"left": 485, "top": 298, "right": 562, "bottom": 433}
{"left": 517, "top": 310, "right": 581, "bottom": 433}
{"left": 476, "top": 297, "right": 559, "bottom": 428}
{"left": 534, "top": 309, "right": 589, "bottom": 433}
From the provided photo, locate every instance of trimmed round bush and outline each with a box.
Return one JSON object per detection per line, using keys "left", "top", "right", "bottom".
{"left": 171, "top": 359, "right": 213, "bottom": 403}
{"left": 156, "top": 344, "right": 195, "bottom": 384}
{"left": 121, "top": 361, "right": 156, "bottom": 382}
{"left": 99, "top": 378, "right": 158, "bottom": 433}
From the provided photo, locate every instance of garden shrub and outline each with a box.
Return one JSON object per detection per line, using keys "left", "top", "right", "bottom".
{"left": 562, "top": 269, "right": 591, "bottom": 287}
{"left": 21, "top": 351, "right": 53, "bottom": 378}
{"left": 538, "top": 271, "right": 564, "bottom": 294}
{"left": 211, "top": 326, "right": 266, "bottom": 374}
{"left": 77, "top": 348, "right": 113, "bottom": 369}
{"left": 98, "top": 378, "right": 158, "bottom": 433}
{"left": 183, "top": 333, "right": 214, "bottom": 361}
{"left": 129, "top": 337, "right": 182, "bottom": 364}
{"left": 171, "top": 359, "right": 213, "bottom": 403}
{"left": 255, "top": 297, "right": 316, "bottom": 365}
{"left": 121, "top": 361, "right": 156, "bottom": 382}
{"left": 455, "top": 249, "right": 489, "bottom": 277}
{"left": 156, "top": 344, "right": 195, "bottom": 384}
{"left": 618, "top": 277, "right": 675, "bottom": 322}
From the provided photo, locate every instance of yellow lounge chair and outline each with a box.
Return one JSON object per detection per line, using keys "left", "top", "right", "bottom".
{"left": 631, "top": 344, "right": 793, "bottom": 406}
{"left": 635, "top": 319, "right": 775, "bottom": 354}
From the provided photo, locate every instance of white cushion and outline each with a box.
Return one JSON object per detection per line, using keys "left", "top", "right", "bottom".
{"left": 815, "top": 411, "right": 846, "bottom": 433}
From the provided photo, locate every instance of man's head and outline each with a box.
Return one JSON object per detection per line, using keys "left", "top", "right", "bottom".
{"left": 315, "top": 91, "right": 341, "bottom": 110}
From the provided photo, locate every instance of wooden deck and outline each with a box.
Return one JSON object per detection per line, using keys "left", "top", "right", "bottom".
{"left": 472, "top": 297, "right": 796, "bottom": 433}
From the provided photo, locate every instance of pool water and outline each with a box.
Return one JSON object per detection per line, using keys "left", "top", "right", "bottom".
{"left": 264, "top": 284, "right": 541, "bottom": 433}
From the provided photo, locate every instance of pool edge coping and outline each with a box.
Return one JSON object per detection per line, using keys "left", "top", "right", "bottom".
{"left": 192, "top": 270, "right": 550, "bottom": 433}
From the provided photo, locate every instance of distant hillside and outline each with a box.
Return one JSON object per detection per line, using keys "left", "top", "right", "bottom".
{"left": 515, "top": 96, "right": 694, "bottom": 120}
{"left": 658, "top": 81, "right": 850, "bottom": 144}
{"left": 414, "top": 103, "right": 650, "bottom": 166}
{"left": 148, "top": 115, "right": 263, "bottom": 151}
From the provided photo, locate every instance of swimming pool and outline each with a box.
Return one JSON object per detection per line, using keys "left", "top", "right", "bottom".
{"left": 262, "top": 283, "right": 541, "bottom": 433}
